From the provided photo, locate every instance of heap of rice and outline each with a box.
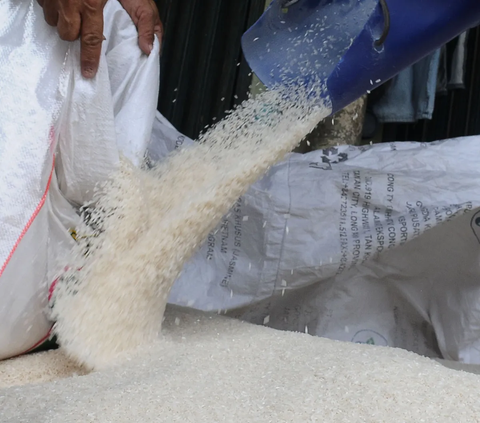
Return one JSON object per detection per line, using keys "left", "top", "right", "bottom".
{"left": 2, "top": 306, "right": 480, "bottom": 422}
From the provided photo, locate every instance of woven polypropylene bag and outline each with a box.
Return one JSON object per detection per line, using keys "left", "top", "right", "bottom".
{"left": 0, "top": 0, "right": 159, "bottom": 360}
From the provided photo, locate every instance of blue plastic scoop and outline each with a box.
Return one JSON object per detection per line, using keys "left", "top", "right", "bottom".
{"left": 242, "top": 0, "right": 480, "bottom": 115}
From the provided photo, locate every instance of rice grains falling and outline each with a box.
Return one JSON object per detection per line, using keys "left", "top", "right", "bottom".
{"left": 50, "top": 86, "right": 331, "bottom": 370}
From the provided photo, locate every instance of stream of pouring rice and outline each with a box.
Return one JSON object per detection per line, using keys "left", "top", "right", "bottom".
{"left": 50, "top": 87, "right": 331, "bottom": 369}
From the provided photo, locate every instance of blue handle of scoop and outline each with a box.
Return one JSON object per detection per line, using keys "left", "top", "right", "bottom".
{"left": 242, "top": 0, "right": 480, "bottom": 115}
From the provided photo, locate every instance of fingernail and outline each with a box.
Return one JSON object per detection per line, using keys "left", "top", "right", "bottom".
{"left": 82, "top": 67, "right": 95, "bottom": 78}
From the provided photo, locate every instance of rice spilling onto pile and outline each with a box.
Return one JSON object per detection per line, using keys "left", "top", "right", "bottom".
{"left": 3, "top": 84, "right": 480, "bottom": 423}
{"left": 50, "top": 87, "right": 331, "bottom": 369}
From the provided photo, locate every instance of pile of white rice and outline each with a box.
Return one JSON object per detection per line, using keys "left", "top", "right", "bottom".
{"left": 2, "top": 306, "right": 480, "bottom": 422}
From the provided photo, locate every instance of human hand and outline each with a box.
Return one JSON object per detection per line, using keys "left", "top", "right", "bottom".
{"left": 37, "top": 0, "right": 108, "bottom": 78}
{"left": 117, "top": 0, "right": 163, "bottom": 55}
{"left": 37, "top": 0, "right": 163, "bottom": 79}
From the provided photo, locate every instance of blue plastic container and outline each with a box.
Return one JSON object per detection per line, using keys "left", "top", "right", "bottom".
{"left": 242, "top": 0, "right": 480, "bottom": 115}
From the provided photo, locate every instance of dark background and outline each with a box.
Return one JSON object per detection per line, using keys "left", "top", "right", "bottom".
{"left": 154, "top": 0, "right": 266, "bottom": 140}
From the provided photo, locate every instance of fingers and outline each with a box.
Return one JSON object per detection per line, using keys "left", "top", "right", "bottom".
{"left": 135, "top": 4, "right": 156, "bottom": 55}
{"left": 57, "top": 1, "right": 81, "bottom": 42}
{"left": 118, "top": 0, "right": 163, "bottom": 55}
{"left": 42, "top": 0, "right": 59, "bottom": 27}
{"left": 39, "top": 0, "right": 82, "bottom": 43}
{"left": 37, "top": 0, "right": 107, "bottom": 78}
{"left": 151, "top": 0, "right": 163, "bottom": 51}
{"left": 80, "top": 1, "right": 104, "bottom": 78}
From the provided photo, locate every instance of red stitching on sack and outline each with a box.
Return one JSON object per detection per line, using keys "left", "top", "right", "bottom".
{"left": 20, "top": 326, "right": 54, "bottom": 355}
{"left": 0, "top": 152, "right": 56, "bottom": 278}
{"left": 1, "top": 129, "right": 57, "bottom": 358}
{"left": 19, "top": 270, "right": 62, "bottom": 356}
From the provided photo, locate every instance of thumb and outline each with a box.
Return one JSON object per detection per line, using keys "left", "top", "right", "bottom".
{"left": 136, "top": 6, "right": 156, "bottom": 55}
